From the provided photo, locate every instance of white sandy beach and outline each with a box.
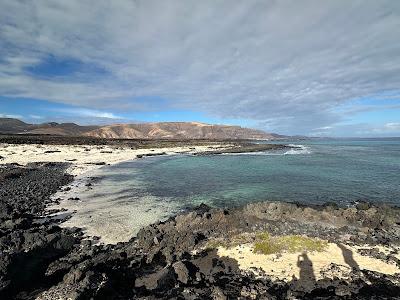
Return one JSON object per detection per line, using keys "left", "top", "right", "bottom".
{"left": 0, "top": 143, "right": 229, "bottom": 175}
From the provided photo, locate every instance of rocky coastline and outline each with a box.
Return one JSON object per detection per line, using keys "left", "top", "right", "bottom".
{"left": 1, "top": 161, "right": 400, "bottom": 299}
{"left": 195, "top": 143, "right": 290, "bottom": 155}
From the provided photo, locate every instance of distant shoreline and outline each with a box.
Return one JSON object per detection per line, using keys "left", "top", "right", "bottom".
{"left": 0, "top": 135, "right": 293, "bottom": 175}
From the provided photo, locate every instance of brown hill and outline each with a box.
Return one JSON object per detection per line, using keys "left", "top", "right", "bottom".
{"left": 0, "top": 118, "right": 98, "bottom": 136}
{"left": 27, "top": 122, "right": 99, "bottom": 136}
{"left": 84, "top": 122, "right": 277, "bottom": 140}
{"left": 0, "top": 118, "right": 280, "bottom": 140}
{"left": 0, "top": 118, "right": 29, "bottom": 133}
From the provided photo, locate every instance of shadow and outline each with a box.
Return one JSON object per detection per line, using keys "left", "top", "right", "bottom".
{"left": 338, "top": 243, "right": 360, "bottom": 271}
{"left": 281, "top": 247, "right": 398, "bottom": 298}
{"left": 296, "top": 252, "right": 316, "bottom": 287}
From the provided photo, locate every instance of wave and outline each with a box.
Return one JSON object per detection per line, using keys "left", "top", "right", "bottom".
{"left": 284, "top": 144, "right": 312, "bottom": 155}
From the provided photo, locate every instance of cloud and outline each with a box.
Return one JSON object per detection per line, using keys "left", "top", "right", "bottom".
{"left": 0, "top": 1, "right": 400, "bottom": 134}
{"left": 0, "top": 113, "right": 23, "bottom": 119}
{"left": 52, "top": 108, "right": 124, "bottom": 120}
{"left": 29, "top": 114, "right": 44, "bottom": 119}
{"left": 312, "top": 126, "right": 333, "bottom": 131}
{"left": 309, "top": 122, "right": 400, "bottom": 137}
{"left": 384, "top": 122, "right": 400, "bottom": 131}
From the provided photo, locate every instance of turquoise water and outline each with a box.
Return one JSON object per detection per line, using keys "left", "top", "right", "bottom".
{"left": 96, "top": 138, "right": 400, "bottom": 209}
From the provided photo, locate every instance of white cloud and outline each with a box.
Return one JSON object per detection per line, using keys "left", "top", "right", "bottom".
{"left": 312, "top": 126, "right": 333, "bottom": 131}
{"left": 384, "top": 122, "right": 400, "bottom": 130}
{"left": 29, "top": 114, "right": 44, "bottom": 119}
{"left": 0, "top": 0, "right": 399, "bottom": 134}
{"left": 308, "top": 122, "right": 400, "bottom": 137}
{"left": 0, "top": 113, "right": 23, "bottom": 119}
{"left": 52, "top": 108, "right": 124, "bottom": 120}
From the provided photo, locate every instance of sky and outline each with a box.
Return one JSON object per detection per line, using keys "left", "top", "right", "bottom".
{"left": 0, "top": 0, "right": 400, "bottom": 137}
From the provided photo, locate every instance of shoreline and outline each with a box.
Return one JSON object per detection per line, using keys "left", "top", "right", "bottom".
{"left": 0, "top": 142, "right": 235, "bottom": 176}
{"left": 0, "top": 138, "right": 288, "bottom": 176}
{"left": 0, "top": 140, "right": 290, "bottom": 244}
{"left": 0, "top": 141, "right": 235, "bottom": 244}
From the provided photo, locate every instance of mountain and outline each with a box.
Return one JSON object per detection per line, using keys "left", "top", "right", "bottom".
{"left": 26, "top": 122, "right": 99, "bottom": 136}
{"left": 84, "top": 122, "right": 277, "bottom": 140}
{"left": 0, "top": 118, "right": 280, "bottom": 140}
{"left": 0, "top": 118, "right": 29, "bottom": 133}
{"left": 0, "top": 118, "right": 98, "bottom": 136}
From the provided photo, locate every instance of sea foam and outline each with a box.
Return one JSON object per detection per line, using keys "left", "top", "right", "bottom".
{"left": 284, "top": 144, "right": 312, "bottom": 155}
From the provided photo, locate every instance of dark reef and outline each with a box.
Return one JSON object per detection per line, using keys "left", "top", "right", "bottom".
{"left": 195, "top": 143, "right": 290, "bottom": 155}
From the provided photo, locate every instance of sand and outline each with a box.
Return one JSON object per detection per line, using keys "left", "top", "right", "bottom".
{"left": 48, "top": 172, "right": 180, "bottom": 244}
{"left": 0, "top": 143, "right": 229, "bottom": 175}
{"left": 218, "top": 242, "right": 400, "bottom": 282}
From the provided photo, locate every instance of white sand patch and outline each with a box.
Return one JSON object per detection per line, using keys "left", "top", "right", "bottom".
{"left": 0, "top": 143, "right": 229, "bottom": 175}
{"left": 52, "top": 192, "right": 175, "bottom": 244}
{"left": 47, "top": 162, "right": 181, "bottom": 244}
{"left": 218, "top": 243, "right": 400, "bottom": 282}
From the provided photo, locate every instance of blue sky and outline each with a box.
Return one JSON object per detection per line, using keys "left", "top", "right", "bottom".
{"left": 0, "top": 97, "right": 254, "bottom": 127}
{"left": 1, "top": 1, "right": 400, "bottom": 137}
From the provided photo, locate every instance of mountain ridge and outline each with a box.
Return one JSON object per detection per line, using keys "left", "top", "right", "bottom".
{"left": 0, "top": 118, "right": 282, "bottom": 140}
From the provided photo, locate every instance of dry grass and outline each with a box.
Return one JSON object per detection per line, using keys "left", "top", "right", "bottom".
{"left": 254, "top": 232, "right": 327, "bottom": 255}
{"left": 207, "top": 231, "right": 327, "bottom": 255}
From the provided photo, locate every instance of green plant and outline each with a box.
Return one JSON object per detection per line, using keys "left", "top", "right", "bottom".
{"left": 253, "top": 232, "right": 327, "bottom": 255}
{"left": 205, "top": 231, "right": 327, "bottom": 255}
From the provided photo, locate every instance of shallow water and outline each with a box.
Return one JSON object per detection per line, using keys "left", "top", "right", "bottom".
{"left": 62, "top": 138, "right": 400, "bottom": 242}
{"left": 103, "top": 138, "right": 400, "bottom": 207}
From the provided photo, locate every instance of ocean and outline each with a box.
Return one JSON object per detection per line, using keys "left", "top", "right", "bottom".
{"left": 62, "top": 138, "right": 400, "bottom": 241}
{"left": 103, "top": 138, "right": 400, "bottom": 206}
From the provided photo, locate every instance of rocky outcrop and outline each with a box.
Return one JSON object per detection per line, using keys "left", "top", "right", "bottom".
{"left": 196, "top": 143, "right": 290, "bottom": 155}
{"left": 0, "top": 163, "right": 81, "bottom": 299}
{"left": 39, "top": 200, "right": 400, "bottom": 299}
